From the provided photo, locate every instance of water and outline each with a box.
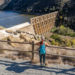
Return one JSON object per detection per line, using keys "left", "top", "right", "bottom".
{"left": 0, "top": 11, "right": 34, "bottom": 28}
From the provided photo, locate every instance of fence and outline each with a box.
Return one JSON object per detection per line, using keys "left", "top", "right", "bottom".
{"left": 0, "top": 40, "right": 75, "bottom": 62}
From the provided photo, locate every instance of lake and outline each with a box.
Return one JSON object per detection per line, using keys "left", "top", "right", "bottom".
{"left": 0, "top": 11, "right": 34, "bottom": 28}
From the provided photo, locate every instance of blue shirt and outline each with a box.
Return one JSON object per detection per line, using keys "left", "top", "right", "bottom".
{"left": 39, "top": 43, "right": 46, "bottom": 54}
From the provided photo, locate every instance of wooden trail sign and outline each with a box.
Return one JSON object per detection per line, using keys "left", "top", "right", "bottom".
{"left": 31, "top": 11, "right": 58, "bottom": 35}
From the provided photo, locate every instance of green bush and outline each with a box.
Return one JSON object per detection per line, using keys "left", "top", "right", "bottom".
{"left": 51, "top": 25, "right": 75, "bottom": 37}
{"left": 50, "top": 34, "right": 75, "bottom": 47}
{"left": 51, "top": 26, "right": 57, "bottom": 32}
{"left": 50, "top": 34, "right": 62, "bottom": 43}
{"left": 70, "top": 33, "right": 75, "bottom": 37}
{"left": 71, "top": 39, "right": 75, "bottom": 47}
{"left": 50, "top": 26, "right": 75, "bottom": 47}
{"left": 65, "top": 39, "right": 71, "bottom": 47}
{"left": 51, "top": 39, "right": 60, "bottom": 46}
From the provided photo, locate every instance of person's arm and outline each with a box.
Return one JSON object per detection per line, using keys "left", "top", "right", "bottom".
{"left": 35, "top": 42, "right": 40, "bottom": 54}
{"left": 35, "top": 42, "right": 40, "bottom": 46}
{"left": 45, "top": 42, "right": 49, "bottom": 46}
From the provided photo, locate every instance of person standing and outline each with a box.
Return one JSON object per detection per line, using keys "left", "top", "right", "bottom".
{"left": 36, "top": 36, "right": 49, "bottom": 66}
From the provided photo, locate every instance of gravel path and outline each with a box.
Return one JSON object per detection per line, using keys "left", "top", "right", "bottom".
{"left": 0, "top": 58, "right": 75, "bottom": 75}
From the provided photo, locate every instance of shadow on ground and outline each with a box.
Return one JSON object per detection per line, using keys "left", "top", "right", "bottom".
{"left": 0, "top": 59, "right": 75, "bottom": 75}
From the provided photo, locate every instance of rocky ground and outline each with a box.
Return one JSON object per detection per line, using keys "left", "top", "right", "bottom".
{"left": 0, "top": 57, "right": 75, "bottom": 75}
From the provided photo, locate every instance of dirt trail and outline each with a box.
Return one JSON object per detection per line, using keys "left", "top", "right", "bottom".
{"left": 0, "top": 58, "right": 75, "bottom": 75}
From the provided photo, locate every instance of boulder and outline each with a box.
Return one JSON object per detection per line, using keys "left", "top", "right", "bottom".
{"left": 6, "top": 30, "right": 14, "bottom": 33}
{"left": 6, "top": 35, "right": 24, "bottom": 47}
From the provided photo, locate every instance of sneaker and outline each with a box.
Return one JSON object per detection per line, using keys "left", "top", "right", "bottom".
{"left": 40, "top": 63, "right": 42, "bottom": 66}
{"left": 43, "top": 63, "right": 46, "bottom": 67}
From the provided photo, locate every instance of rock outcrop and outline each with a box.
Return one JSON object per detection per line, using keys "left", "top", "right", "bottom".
{"left": 0, "top": 0, "right": 4, "bottom": 5}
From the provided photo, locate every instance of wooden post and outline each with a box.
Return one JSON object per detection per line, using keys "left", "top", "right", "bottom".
{"left": 7, "top": 38, "right": 10, "bottom": 44}
{"left": 32, "top": 41, "right": 34, "bottom": 61}
{"left": 58, "top": 50, "right": 63, "bottom": 64}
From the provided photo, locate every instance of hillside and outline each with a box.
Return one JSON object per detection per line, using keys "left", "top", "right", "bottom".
{"left": 57, "top": 0, "right": 75, "bottom": 30}
{"left": 0, "top": 0, "right": 4, "bottom": 5}
{"left": 4, "top": 0, "right": 69, "bottom": 14}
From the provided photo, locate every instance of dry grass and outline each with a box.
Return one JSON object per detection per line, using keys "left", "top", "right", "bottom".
{"left": 0, "top": 49, "right": 5, "bottom": 54}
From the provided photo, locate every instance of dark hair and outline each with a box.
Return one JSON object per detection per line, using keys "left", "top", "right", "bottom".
{"left": 40, "top": 40, "right": 43, "bottom": 45}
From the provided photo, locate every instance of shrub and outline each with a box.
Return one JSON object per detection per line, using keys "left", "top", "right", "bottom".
{"left": 51, "top": 25, "right": 75, "bottom": 37}
{"left": 70, "top": 33, "right": 75, "bottom": 37}
{"left": 51, "top": 40, "right": 59, "bottom": 46}
{"left": 71, "top": 39, "right": 75, "bottom": 47}
{"left": 65, "top": 39, "right": 71, "bottom": 47}
{"left": 50, "top": 34, "right": 74, "bottom": 47}
{"left": 50, "top": 34, "right": 63, "bottom": 46}
{"left": 50, "top": 34, "right": 62, "bottom": 43}
{"left": 51, "top": 39, "right": 55, "bottom": 45}
{"left": 51, "top": 26, "right": 57, "bottom": 32}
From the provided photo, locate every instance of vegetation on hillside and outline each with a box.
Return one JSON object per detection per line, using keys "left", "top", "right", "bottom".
{"left": 51, "top": 25, "right": 75, "bottom": 37}
{"left": 49, "top": 34, "right": 75, "bottom": 47}
{"left": 4, "top": 0, "right": 69, "bottom": 14}
{"left": 56, "top": 0, "right": 75, "bottom": 30}
{"left": 49, "top": 25, "right": 75, "bottom": 47}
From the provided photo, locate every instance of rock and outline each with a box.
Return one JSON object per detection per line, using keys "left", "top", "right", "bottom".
{"left": 20, "top": 33, "right": 34, "bottom": 43}
{"left": 20, "top": 33, "right": 29, "bottom": 41}
{"left": 45, "top": 61, "right": 49, "bottom": 66}
{"left": 7, "top": 35, "right": 24, "bottom": 47}
{"left": 6, "top": 30, "right": 14, "bottom": 33}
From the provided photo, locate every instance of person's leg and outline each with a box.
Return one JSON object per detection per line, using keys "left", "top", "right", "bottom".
{"left": 40, "top": 54, "right": 42, "bottom": 65}
{"left": 43, "top": 54, "right": 45, "bottom": 65}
